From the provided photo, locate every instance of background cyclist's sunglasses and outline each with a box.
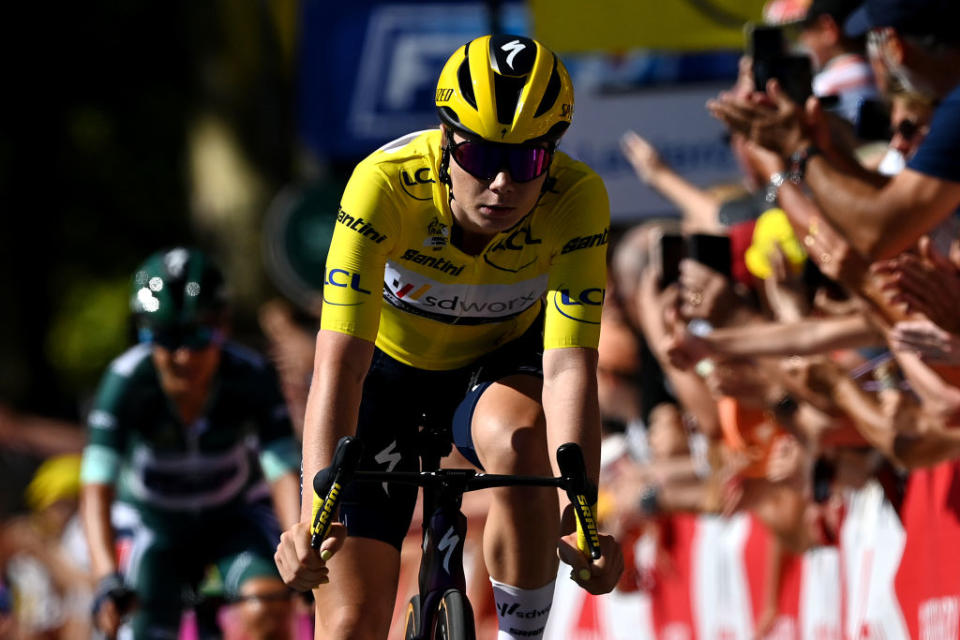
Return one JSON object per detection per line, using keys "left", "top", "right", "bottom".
{"left": 138, "top": 324, "right": 222, "bottom": 350}
{"left": 450, "top": 140, "right": 552, "bottom": 182}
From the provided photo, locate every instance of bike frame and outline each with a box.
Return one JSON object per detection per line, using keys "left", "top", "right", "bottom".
{"left": 349, "top": 426, "right": 567, "bottom": 638}
{"left": 309, "top": 428, "right": 600, "bottom": 639}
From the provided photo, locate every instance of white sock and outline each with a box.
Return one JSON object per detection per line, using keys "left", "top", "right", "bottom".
{"left": 490, "top": 577, "right": 556, "bottom": 639}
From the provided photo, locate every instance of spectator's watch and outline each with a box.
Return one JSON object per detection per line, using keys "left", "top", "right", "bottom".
{"left": 764, "top": 170, "right": 800, "bottom": 204}
{"left": 788, "top": 145, "right": 821, "bottom": 181}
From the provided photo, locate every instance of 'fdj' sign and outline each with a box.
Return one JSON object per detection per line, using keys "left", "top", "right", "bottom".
{"left": 299, "top": 2, "right": 527, "bottom": 158}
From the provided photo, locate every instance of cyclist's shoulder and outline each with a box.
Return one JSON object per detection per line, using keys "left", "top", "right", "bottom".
{"left": 220, "top": 340, "right": 269, "bottom": 371}
{"left": 536, "top": 152, "right": 609, "bottom": 230}
{"left": 548, "top": 151, "right": 605, "bottom": 193}
{"left": 342, "top": 129, "right": 445, "bottom": 223}
{"left": 353, "top": 129, "right": 443, "bottom": 181}
{"left": 103, "top": 343, "right": 154, "bottom": 385}
{"left": 91, "top": 343, "right": 156, "bottom": 415}
{"left": 218, "top": 341, "right": 278, "bottom": 387}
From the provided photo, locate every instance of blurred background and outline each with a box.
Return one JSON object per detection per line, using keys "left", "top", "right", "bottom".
{"left": 0, "top": 0, "right": 765, "bottom": 509}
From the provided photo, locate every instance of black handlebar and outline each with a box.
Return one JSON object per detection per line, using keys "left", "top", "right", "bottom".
{"left": 310, "top": 436, "right": 601, "bottom": 560}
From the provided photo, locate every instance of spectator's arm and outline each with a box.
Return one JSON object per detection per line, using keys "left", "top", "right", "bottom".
{"left": 621, "top": 131, "right": 722, "bottom": 230}
{"left": 890, "top": 350, "right": 960, "bottom": 425}
{"left": 831, "top": 375, "right": 960, "bottom": 469}
{"left": 636, "top": 271, "right": 721, "bottom": 438}
{"left": 703, "top": 314, "right": 880, "bottom": 358}
{"left": 782, "top": 164, "right": 960, "bottom": 260}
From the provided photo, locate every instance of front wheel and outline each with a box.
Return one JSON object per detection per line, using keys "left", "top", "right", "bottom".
{"left": 403, "top": 594, "right": 422, "bottom": 639}
{"left": 432, "top": 589, "right": 476, "bottom": 640}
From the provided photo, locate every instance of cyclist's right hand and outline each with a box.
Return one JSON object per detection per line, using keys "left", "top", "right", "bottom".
{"left": 91, "top": 572, "right": 135, "bottom": 638}
{"left": 274, "top": 520, "right": 347, "bottom": 591}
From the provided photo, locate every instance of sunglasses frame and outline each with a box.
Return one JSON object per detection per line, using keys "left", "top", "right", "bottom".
{"left": 446, "top": 132, "right": 555, "bottom": 183}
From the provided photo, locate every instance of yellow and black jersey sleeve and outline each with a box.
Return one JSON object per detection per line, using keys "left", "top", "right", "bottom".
{"left": 543, "top": 169, "right": 610, "bottom": 350}
{"left": 320, "top": 161, "right": 401, "bottom": 342}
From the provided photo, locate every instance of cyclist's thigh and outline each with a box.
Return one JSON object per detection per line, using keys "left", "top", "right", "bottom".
{"left": 451, "top": 317, "right": 547, "bottom": 472}
{"left": 340, "top": 348, "right": 431, "bottom": 549}
{"left": 313, "top": 536, "right": 401, "bottom": 638}
{"left": 122, "top": 510, "right": 200, "bottom": 637}
{"left": 212, "top": 498, "right": 284, "bottom": 598}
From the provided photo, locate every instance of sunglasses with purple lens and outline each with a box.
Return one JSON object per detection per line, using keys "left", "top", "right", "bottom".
{"left": 449, "top": 139, "right": 553, "bottom": 183}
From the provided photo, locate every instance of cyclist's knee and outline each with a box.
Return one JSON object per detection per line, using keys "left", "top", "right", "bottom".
{"left": 473, "top": 410, "right": 547, "bottom": 473}
{"left": 319, "top": 603, "right": 392, "bottom": 640}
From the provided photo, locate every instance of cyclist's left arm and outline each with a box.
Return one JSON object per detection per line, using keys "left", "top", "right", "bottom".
{"left": 542, "top": 169, "right": 610, "bottom": 480}
{"left": 541, "top": 169, "right": 623, "bottom": 593}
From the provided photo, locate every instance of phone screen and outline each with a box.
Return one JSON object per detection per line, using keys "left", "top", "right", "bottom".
{"left": 857, "top": 99, "right": 893, "bottom": 141}
{"left": 749, "top": 25, "right": 785, "bottom": 92}
{"left": 657, "top": 233, "right": 685, "bottom": 290}
{"left": 749, "top": 25, "right": 784, "bottom": 59}
{"left": 685, "top": 234, "right": 732, "bottom": 278}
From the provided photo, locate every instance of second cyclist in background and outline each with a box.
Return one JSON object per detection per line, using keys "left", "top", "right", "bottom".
{"left": 80, "top": 248, "right": 302, "bottom": 639}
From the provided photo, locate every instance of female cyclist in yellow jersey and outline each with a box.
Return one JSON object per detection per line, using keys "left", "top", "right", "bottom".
{"left": 274, "top": 35, "right": 623, "bottom": 640}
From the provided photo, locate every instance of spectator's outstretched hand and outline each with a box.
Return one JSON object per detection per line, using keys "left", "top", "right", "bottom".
{"left": 801, "top": 215, "right": 868, "bottom": 289}
{"left": 620, "top": 131, "right": 665, "bottom": 184}
{"left": 678, "top": 258, "right": 734, "bottom": 324}
{"left": 889, "top": 319, "right": 960, "bottom": 364}
{"left": 763, "top": 243, "right": 809, "bottom": 322}
{"left": 779, "top": 355, "right": 842, "bottom": 414}
{"left": 707, "top": 78, "right": 828, "bottom": 160}
{"left": 872, "top": 236, "right": 960, "bottom": 333}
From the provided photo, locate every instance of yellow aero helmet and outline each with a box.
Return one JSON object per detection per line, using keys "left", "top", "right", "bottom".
{"left": 436, "top": 35, "right": 574, "bottom": 145}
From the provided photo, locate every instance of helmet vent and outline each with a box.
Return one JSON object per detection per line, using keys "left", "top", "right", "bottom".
{"left": 534, "top": 57, "right": 561, "bottom": 117}
{"left": 457, "top": 58, "right": 477, "bottom": 109}
{"left": 494, "top": 73, "right": 527, "bottom": 126}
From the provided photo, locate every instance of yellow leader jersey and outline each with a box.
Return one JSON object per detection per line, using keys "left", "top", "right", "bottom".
{"left": 321, "top": 129, "right": 610, "bottom": 370}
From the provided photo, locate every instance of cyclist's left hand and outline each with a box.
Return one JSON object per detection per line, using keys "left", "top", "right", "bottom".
{"left": 557, "top": 532, "right": 624, "bottom": 595}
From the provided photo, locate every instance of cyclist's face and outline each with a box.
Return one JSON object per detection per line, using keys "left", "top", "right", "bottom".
{"left": 151, "top": 340, "right": 221, "bottom": 398}
{"left": 445, "top": 129, "right": 548, "bottom": 241}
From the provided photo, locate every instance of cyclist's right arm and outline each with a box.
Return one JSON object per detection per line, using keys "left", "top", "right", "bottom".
{"left": 79, "top": 363, "right": 136, "bottom": 637}
{"left": 274, "top": 331, "right": 374, "bottom": 591}
{"left": 277, "top": 160, "right": 397, "bottom": 590}
{"left": 79, "top": 366, "right": 130, "bottom": 581}
{"left": 298, "top": 331, "right": 375, "bottom": 526}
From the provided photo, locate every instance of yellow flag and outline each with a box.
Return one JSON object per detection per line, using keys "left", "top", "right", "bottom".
{"left": 531, "top": 0, "right": 767, "bottom": 53}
